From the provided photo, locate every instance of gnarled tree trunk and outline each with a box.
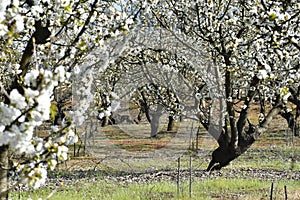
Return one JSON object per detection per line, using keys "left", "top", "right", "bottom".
{"left": 206, "top": 101, "right": 282, "bottom": 171}
{"left": 0, "top": 145, "right": 9, "bottom": 200}
{"left": 207, "top": 127, "right": 257, "bottom": 171}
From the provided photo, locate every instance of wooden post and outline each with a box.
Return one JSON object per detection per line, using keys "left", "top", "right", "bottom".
{"left": 73, "top": 143, "right": 76, "bottom": 157}
{"left": 73, "top": 128, "right": 77, "bottom": 157}
{"left": 196, "top": 127, "right": 200, "bottom": 151}
{"left": 284, "top": 185, "right": 287, "bottom": 200}
{"left": 191, "top": 141, "right": 194, "bottom": 151}
{"left": 83, "top": 122, "right": 88, "bottom": 156}
{"left": 189, "top": 124, "right": 193, "bottom": 150}
{"left": 177, "top": 157, "right": 181, "bottom": 197}
{"left": 189, "top": 156, "right": 192, "bottom": 198}
{"left": 270, "top": 182, "right": 274, "bottom": 200}
{"left": 83, "top": 131, "right": 87, "bottom": 156}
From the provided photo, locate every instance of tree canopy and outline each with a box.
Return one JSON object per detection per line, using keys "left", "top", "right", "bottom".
{"left": 0, "top": 0, "right": 299, "bottom": 197}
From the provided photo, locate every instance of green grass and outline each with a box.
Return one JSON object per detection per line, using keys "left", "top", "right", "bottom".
{"left": 230, "top": 159, "right": 300, "bottom": 171}
{"left": 10, "top": 121, "right": 300, "bottom": 199}
{"left": 11, "top": 178, "right": 300, "bottom": 200}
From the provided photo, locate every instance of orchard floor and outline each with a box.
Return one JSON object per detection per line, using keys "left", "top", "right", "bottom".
{"left": 11, "top": 118, "right": 300, "bottom": 200}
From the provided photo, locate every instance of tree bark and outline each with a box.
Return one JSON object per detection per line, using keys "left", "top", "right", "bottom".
{"left": 150, "top": 115, "right": 160, "bottom": 137}
{"left": 207, "top": 127, "right": 257, "bottom": 171}
{"left": 101, "top": 116, "right": 109, "bottom": 127}
{"left": 0, "top": 20, "right": 51, "bottom": 198}
{"left": 0, "top": 145, "right": 8, "bottom": 200}
{"left": 20, "top": 20, "right": 51, "bottom": 77}
{"left": 280, "top": 111, "right": 299, "bottom": 137}
{"left": 207, "top": 99, "right": 282, "bottom": 171}
{"left": 150, "top": 104, "right": 163, "bottom": 137}
{"left": 224, "top": 59, "right": 238, "bottom": 150}
{"left": 167, "top": 116, "right": 175, "bottom": 132}
{"left": 287, "top": 83, "right": 300, "bottom": 136}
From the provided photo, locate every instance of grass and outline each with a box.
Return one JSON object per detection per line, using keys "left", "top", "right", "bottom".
{"left": 10, "top": 117, "right": 300, "bottom": 199}
{"left": 11, "top": 178, "right": 300, "bottom": 200}
{"left": 230, "top": 159, "right": 300, "bottom": 171}
{"left": 228, "top": 145, "right": 300, "bottom": 171}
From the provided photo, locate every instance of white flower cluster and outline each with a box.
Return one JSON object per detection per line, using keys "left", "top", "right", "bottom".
{"left": 72, "top": 65, "right": 95, "bottom": 126}
{"left": 21, "top": 164, "right": 47, "bottom": 189}
{"left": 0, "top": 0, "right": 24, "bottom": 36}
{"left": 0, "top": 65, "right": 78, "bottom": 188}
{"left": 56, "top": 0, "right": 72, "bottom": 8}
{"left": 1, "top": 70, "right": 48, "bottom": 148}
{"left": 0, "top": 0, "right": 134, "bottom": 191}
{"left": 257, "top": 69, "right": 268, "bottom": 80}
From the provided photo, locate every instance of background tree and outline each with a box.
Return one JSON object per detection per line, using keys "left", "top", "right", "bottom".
{"left": 101, "top": 28, "right": 208, "bottom": 137}
{"left": 145, "top": 0, "right": 300, "bottom": 170}
{"left": 0, "top": 0, "right": 136, "bottom": 198}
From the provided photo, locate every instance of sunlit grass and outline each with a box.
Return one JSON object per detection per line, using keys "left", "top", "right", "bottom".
{"left": 12, "top": 119, "right": 300, "bottom": 199}
{"left": 11, "top": 178, "right": 300, "bottom": 200}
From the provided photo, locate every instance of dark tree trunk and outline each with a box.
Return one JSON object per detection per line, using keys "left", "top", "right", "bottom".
{"left": 167, "top": 116, "right": 175, "bottom": 132}
{"left": 206, "top": 75, "right": 265, "bottom": 171}
{"left": 206, "top": 101, "right": 282, "bottom": 171}
{"left": 207, "top": 126, "right": 258, "bottom": 171}
{"left": 287, "top": 86, "right": 300, "bottom": 136}
{"left": 280, "top": 111, "right": 299, "bottom": 137}
{"left": 0, "top": 145, "right": 8, "bottom": 200}
{"left": 101, "top": 116, "right": 109, "bottom": 127}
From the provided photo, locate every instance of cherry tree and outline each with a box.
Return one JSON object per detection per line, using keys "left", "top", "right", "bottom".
{"left": 117, "top": 47, "right": 205, "bottom": 137}
{"left": 94, "top": 27, "right": 209, "bottom": 138}
{"left": 0, "top": 0, "right": 137, "bottom": 198}
{"left": 143, "top": 0, "right": 300, "bottom": 170}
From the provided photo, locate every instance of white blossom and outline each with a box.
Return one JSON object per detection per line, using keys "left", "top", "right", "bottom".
{"left": 27, "top": 166, "right": 47, "bottom": 189}
{"left": 0, "top": 23, "right": 8, "bottom": 36}
{"left": 257, "top": 70, "right": 268, "bottom": 80}
{"left": 48, "top": 159, "right": 57, "bottom": 170}
{"left": 57, "top": 145, "right": 68, "bottom": 160}
{"left": 58, "top": 0, "right": 71, "bottom": 7}
{"left": 0, "top": 0, "right": 10, "bottom": 22}
{"left": 9, "top": 89, "right": 27, "bottom": 109}
{"left": 110, "top": 91, "right": 119, "bottom": 99}
{"left": 241, "top": 105, "right": 247, "bottom": 109}
{"left": 36, "top": 92, "right": 51, "bottom": 121}
{"left": 31, "top": 5, "right": 44, "bottom": 17}
{"left": 54, "top": 65, "right": 66, "bottom": 82}
{"left": 25, "top": 88, "right": 40, "bottom": 98}
{"left": 14, "top": 14, "right": 24, "bottom": 32}
{"left": 24, "top": 69, "right": 40, "bottom": 86}
{"left": 65, "top": 128, "right": 78, "bottom": 145}
{"left": 282, "top": 92, "right": 291, "bottom": 103}
{"left": 195, "top": 93, "right": 201, "bottom": 100}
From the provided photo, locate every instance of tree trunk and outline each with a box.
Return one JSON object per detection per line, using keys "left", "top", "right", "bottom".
{"left": 101, "top": 116, "right": 109, "bottom": 127}
{"left": 150, "top": 114, "right": 160, "bottom": 137}
{"left": 167, "top": 116, "right": 175, "bottom": 132}
{"left": 0, "top": 19, "right": 52, "bottom": 199}
{"left": 207, "top": 101, "right": 281, "bottom": 171}
{"left": 0, "top": 145, "right": 8, "bottom": 200}
{"left": 207, "top": 127, "right": 257, "bottom": 171}
{"left": 280, "top": 111, "right": 299, "bottom": 137}
{"left": 150, "top": 104, "right": 163, "bottom": 137}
